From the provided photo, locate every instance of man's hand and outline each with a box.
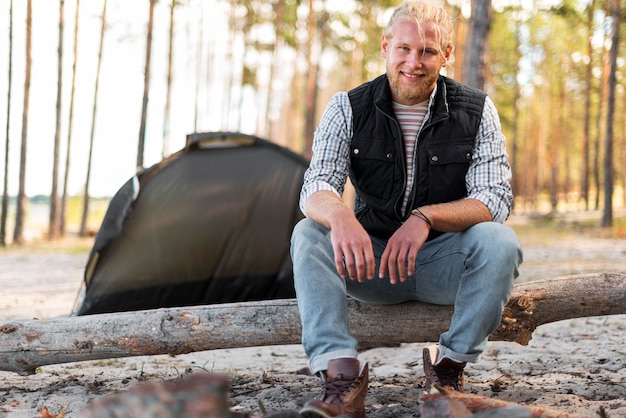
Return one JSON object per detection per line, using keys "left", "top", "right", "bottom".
{"left": 304, "top": 191, "right": 376, "bottom": 282}
{"left": 379, "top": 215, "right": 430, "bottom": 284}
{"left": 379, "top": 199, "right": 492, "bottom": 284}
{"left": 330, "top": 215, "right": 376, "bottom": 282}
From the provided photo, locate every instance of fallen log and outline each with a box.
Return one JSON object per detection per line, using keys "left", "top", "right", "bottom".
{"left": 1, "top": 272, "right": 624, "bottom": 375}
{"left": 420, "top": 386, "right": 589, "bottom": 418}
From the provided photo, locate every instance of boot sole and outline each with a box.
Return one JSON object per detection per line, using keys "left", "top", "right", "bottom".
{"left": 300, "top": 406, "right": 359, "bottom": 418}
{"left": 299, "top": 407, "right": 333, "bottom": 418}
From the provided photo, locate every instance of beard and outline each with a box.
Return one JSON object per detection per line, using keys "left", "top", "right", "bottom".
{"left": 387, "top": 70, "right": 439, "bottom": 105}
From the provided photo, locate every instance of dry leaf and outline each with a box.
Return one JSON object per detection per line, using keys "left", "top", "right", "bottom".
{"left": 41, "top": 405, "right": 67, "bottom": 418}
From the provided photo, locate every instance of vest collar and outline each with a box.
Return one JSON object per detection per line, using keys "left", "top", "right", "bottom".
{"left": 425, "top": 77, "right": 450, "bottom": 127}
{"left": 375, "top": 74, "right": 451, "bottom": 124}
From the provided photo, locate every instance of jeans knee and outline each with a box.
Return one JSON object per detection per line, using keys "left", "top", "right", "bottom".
{"left": 469, "top": 222, "right": 523, "bottom": 265}
{"left": 291, "top": 219, "right": 326, "bottom": 251}
{"left": 290, "top": 218, "right": 334, "bottom": 269}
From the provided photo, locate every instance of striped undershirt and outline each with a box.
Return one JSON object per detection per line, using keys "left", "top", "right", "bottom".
{"left": 393, "top": 99, "right": 429, "bottom": 215}
{"left": 393, "top": 100, "right": 429, "bottom": 214}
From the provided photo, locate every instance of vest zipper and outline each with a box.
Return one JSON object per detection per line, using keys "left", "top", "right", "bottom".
{"left": 406, "top": 107, "right": 449, "bottom": 214}
{"left": 377, "top": 103, "right": 409, "bottom": 222}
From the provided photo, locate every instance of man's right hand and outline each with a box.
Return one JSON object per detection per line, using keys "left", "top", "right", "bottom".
{"left": 329, "top": 215, "right": 375, "bottom": 282}
{"left": 304, "top": 191, "right": 376, "bottom": 283}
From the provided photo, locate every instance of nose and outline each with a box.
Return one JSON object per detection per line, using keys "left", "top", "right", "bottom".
{"left": 406, "top": 51, "right": 423, "bottom": 69}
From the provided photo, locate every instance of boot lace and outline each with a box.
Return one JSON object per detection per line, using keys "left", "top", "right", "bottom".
{"left": 321, "top": 375, "right": 359, "bottom": 404}
{"left": 432, "top": 364, "right": 463, "bottom": 391}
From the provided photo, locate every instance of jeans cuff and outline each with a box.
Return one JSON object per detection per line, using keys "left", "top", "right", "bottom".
{"left": 438, "top": 344, "right": 480, "bottom": 364}
{"left": 309, "top": 349, "right": 359, "bottom": 374}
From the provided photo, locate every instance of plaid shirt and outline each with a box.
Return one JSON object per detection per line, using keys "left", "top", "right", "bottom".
{"left": 300, "top": 87, "right": 513, "bottom": 223}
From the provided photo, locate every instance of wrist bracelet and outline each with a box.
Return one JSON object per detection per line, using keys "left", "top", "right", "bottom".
{"left": 411, "top": 208, "right": 432, "bottom": 228}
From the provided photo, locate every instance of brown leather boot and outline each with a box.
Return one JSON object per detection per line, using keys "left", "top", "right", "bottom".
{"left": 423, "top": 345, "right": 466, "bottom": 393}
{"left": 300, "top": 358, "right": 368, "bottom": 418}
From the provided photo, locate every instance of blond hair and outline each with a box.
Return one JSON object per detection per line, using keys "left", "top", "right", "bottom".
{"left": 383, "top": 0, "right": 454, "bottom": 54}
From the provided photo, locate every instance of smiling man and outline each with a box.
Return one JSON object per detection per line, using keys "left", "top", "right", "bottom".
{"left": 290, "top": 1, "right": 523, "bottom": 417}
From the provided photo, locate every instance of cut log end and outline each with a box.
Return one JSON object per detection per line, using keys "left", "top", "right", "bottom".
{"left": 491, "top": 294, "right": 538, "bottom": 345}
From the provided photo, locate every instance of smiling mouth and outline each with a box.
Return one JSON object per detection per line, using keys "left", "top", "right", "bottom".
{"left": 402, "top": 72, "right": 425, "bottom": 79}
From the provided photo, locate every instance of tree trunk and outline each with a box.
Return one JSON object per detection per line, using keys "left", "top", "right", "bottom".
{"left": 264, "top": 39, "right": 279, "bottom": 139}
{"left": 222, "top": 0, "right": 237, "bottom": 130}
{"left": 162, "top": 0, "right": 175, "bottom": 159}
{"left": 450, "top": 3, "right": 465, "bottom": 82}
{"left": 509, "top": 20, "right": 521, "bottom": 210}
{"left": 594, "top": 0, "right": 612, "bottom": 211}
{"left": 1, "top": 0, "right": 14, "bottom": 247}
{"left": 462, "top": 0, "right": 491, "bottom": 89}
{"left": 623, "top": 75, "right": 626, "bottom": 207}
{"left": 13, "top": 0, "right": 33, "bottom": 245}
{"left": 601, "top": 0, "right": 620, "bottom": 227}
{"left": 303, "top": 0, "right": 319, "bottom": 159}
{"left": 80, "top": 0, "right": 107, "bottom": 237}
{"left": 60, "top": 0, "right": 80, "bottom": 237}
{"left": 193, "top": 2, "right": 204, "bottom": 132}
{"left": 137, "top": 0, "right": 156, "bottom": 169}
{"left": 582, "top": 0, "right": 595, "bottom": 211}
{"left": 1, "top": 273, "right": 624, "bottom": 376}
{"left": 49, "top": 0, "right": 65, "bottom": 240}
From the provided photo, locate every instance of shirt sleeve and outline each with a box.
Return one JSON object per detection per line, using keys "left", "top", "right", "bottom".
{"left": 466, "top": 96, "right": 514, "bottom": 223}
{"left": 299, "top": 92, "right": 353, "bottom": 215}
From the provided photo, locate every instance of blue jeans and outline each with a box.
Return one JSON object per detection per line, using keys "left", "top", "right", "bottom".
{"left": 290, "top": 218, "right": 523, "bottom": 374}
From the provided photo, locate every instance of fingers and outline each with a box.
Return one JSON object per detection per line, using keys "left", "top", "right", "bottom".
{"left": 379, "top": 220, "right": 426, "bottom": 284}
{"left": 380, "top": 246, "right": 408, "bottom": 284}
{"left": 335, "top": 245, "right": 375, "bottom": 283}
{"left": 380, "top": 241, "right": 419, "bottom": 284}
{"left": 335, "top": 254, "right": 347, "bottom": 279}
{"left": 350, "top": 250, "right": 367, "bottom": 283}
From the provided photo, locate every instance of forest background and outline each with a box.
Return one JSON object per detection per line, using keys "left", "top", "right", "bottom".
{"left": 0, "top": 0, "right": 624, "bottom": 246}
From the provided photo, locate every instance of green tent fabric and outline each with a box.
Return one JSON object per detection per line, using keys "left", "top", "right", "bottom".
{"left": 76, "top": 132, "right": 308, "bottom": 315}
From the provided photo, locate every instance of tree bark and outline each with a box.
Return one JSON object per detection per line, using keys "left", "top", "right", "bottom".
{"left": 601, "top": 0, "right": 620, "bottom": 228}
{"left": 0, "top": 273, "right": 624, "bottom": 375}
{"left": 581, "top": 0, "right": 596, "bottom": 211}
{"left": 13, "top": 0, "right": 33, "bottom": 245}
{"left": 421, "top": 387, "right": 583, "bottom": 418}
{"left": 462, "top": 0, "right": 491, "bottom": 89}
{"left": 79, "top": 0, "right": 107, "bottom": 237}
{"left": 137, "top": 0, "right": 156, "bottom": 169}
{"left": 1, "top": 0, "right": 14, "bottom": 247}
{"left": 60, "top": 0, "right": 80, "bottom": 237}
{"left": 162, "top": 0, "right": 175, "bottom": 159}
{"left": 303, "top": 0, "right": 319, "bottom": 159}
{"left": 49, "top": 0, "right": 65, "bottom": 240}
{"left": 594, "top": 0, "right": 612, "bottom": 211}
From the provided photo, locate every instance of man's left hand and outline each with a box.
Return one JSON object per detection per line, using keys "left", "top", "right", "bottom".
{"left": 379, "top": 215, "right": 430, "bottom": 284}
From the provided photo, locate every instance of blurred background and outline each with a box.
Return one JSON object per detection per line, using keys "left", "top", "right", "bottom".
{"left": 0, "top": 0, "right": 624, "bottom": 244}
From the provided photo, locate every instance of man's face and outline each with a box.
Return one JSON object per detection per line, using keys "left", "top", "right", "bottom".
{"left": 382, "top": 18, "right": 451, "bottom": 106}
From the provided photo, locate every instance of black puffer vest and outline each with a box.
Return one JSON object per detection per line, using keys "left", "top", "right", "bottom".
{"left": 347, "top": 74, "right": 486, "bottom": 240}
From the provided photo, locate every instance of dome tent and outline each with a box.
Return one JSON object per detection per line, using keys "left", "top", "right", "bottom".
{"left": 76, "top": 132, "right": 307, "bottom": 315}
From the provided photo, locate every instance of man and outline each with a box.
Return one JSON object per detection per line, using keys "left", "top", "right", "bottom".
{"left": 290, "top": 1, "right": 523, "bottom": 417}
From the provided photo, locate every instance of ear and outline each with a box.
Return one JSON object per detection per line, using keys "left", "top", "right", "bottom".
{"left": 441, "top": 45, "right": 453, "bottom": 66}
{"left": 381, "top": 34, "right": 389, "bottom": 58}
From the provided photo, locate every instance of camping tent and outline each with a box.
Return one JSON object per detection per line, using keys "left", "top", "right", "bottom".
{"left": 75, "top": 132, "right": 308, "bottom": 315}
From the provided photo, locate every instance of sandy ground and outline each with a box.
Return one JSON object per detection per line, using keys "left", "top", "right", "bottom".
{"left": 1, "top": 213, "right": 626, "bottom": 417}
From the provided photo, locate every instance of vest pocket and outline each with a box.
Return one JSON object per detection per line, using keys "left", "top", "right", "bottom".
{"left": 427, "top": 142, "right": 473, "bottom": 165}
{"left": 427, "top": 142, "right": 473, "bottom": 200}
{"left": 350, "top": 137, "right": 395, "bottom": 200}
